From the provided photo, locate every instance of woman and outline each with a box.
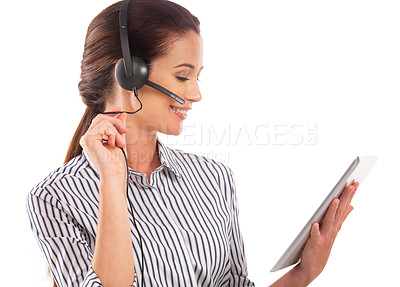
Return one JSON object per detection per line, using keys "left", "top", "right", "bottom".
{"left": 26, "top": 0, "right": 358, "bottom": 286}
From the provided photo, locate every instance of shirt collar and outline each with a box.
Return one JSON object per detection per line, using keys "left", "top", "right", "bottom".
{"left": 82, "top": 136, "right": 182, "bottom": 178}
{"left": 156, "top": 136, "right": 183, "bottom": 178}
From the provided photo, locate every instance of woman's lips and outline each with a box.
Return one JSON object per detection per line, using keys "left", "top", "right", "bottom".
{"left": 170, "top": 105, "right": 188, "bottom": 120}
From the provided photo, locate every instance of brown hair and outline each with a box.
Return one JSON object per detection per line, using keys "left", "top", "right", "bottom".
{"left": 64, "top": 0, "right": 200, "bottom": 164}
{"left": 49, "top": 0, "right": 199, "bottom": 286}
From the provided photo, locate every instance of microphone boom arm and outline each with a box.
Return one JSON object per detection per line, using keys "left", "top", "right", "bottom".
{"left": 146, "top": 80, "right": 185, "bottom": 105}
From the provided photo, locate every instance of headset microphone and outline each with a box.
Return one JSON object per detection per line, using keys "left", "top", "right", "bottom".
{"left": 146, "top": 81, "right": 185, "bottom": 105}
{"left": 115, "top": 0, "right": 185, "bottom": 105}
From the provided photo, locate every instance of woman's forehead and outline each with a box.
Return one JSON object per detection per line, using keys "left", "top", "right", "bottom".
{"left": 157, "top": 31, "right": 203, "bottom": 70}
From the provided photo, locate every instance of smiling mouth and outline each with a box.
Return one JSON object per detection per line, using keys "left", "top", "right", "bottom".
{"left": 170, "top": 105, "right": 188, "bottom": 119}
{"left": 170, "top": 106, "right": 188, "bottom": 115}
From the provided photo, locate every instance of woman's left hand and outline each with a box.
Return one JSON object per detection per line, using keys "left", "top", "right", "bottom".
{"left": 297, "top": 182, "right": 359, "bottom": 283}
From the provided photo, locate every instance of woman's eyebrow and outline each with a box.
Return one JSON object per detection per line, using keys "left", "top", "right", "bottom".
{"left": 173, "top": 63, "right": 204, "bottom": 71}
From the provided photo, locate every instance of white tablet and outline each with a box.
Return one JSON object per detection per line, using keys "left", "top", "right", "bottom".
{"left": 270, "top": 155, "right": 378, "bottom": 272}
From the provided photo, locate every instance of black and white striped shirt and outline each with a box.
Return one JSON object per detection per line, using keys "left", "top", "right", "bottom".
{"left": 26, "top": 137, "right": 254, "bottom": 287}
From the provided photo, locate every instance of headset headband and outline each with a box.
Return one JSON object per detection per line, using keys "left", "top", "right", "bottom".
{"left": 115, "top": 0, "right": 186, "bottom": 104}
{"left": 119, "top": 0, "right": 133, "bottom": 77}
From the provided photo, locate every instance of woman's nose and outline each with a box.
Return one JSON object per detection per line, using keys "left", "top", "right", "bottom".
{"left": 185, "top": 81, "right": 202, "bottom": 103}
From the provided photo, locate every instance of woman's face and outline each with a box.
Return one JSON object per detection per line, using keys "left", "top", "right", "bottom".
{"left": 126, "top": 31, "right": 203, "bottom": 136}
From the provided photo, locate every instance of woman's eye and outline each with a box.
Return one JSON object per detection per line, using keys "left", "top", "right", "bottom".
{"left": 176, "top": 76, "right": 189, "bottom": 82}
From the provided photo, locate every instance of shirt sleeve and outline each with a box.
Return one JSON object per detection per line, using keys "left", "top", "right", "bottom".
{"left": 26, "top": 190, "right": 137, "bottom": 287}
{"left": 225, "top": 166, "right": 255, "bottom": 287}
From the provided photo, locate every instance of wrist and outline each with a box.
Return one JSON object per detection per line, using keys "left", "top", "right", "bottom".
{"left": 99, "top": 167, "right": 127, "bottom": 182}
{"left": 292, "top": 263, "right": 314, "bottom": 287}
{"left": 269, "top": 263, "right": 315, "bottom": 287}
{"left": 99, "top": 174, "right": 127, "bottom": 196}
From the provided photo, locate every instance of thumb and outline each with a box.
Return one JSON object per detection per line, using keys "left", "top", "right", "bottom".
{"left": 310, "top": 222, "right": 320, "bottom": 240}
{"left": 117, "top": 112, "right": 128, "bottom": 150}
{"left": 118, "top": 111, "right": 128, "bottom": 127}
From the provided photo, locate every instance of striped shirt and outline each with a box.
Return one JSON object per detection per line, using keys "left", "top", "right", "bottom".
{"left": 26, "top": 137, "right": 254, "bottom": 287}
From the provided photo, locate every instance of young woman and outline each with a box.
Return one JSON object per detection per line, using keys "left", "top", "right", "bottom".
{"left": 26, "top": 0, "right": 358, "bottom": 286}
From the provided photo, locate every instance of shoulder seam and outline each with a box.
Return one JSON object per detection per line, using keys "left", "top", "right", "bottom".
{"left": 33, "top": 154, "right": 91, "bottom": 191}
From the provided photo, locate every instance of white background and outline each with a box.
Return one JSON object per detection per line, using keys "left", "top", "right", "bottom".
{"left": 1, "top": 0, "right": 399, "bottom": 286}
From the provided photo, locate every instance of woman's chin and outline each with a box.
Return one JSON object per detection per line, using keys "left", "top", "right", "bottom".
{"left": 162, "top": 122, "right": 183, "bottom": 136}
{"left": 166, "top": 128, "right": 183, "bottom": 136}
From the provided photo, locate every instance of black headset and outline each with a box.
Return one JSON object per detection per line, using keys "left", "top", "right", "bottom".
{"left": 114, "top": 0, "right": 185, "bottom": 105}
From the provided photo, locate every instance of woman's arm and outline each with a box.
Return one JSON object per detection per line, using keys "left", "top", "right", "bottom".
{"left": 80, "top": 110, "right": 136, "bottom": 286}
{"left": 26, "top": 180, "right": 135, "bottom": 287}
{"left": 91, "top": 176, "right": 135, "bottom": 287}
{"left": 269, "top": 264, "right": 310, "bottom": 287}
{"left": 269, "top": 182, "right": 359, "bottom": 287}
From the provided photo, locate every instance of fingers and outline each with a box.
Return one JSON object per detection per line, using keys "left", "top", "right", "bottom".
{"left": 335, "top": 184, "right": 357, "bottom": 223}
{"left": 330, "top": 182, "right": 358, "bottom": 232}
{"left": 343, "top": 205, "right": 354, "bottom": 221}
{"left": 99, "top": 124, "right": 125, "bottom": 148}
{"left": 319, "top": 182, "right": 359, "bottom": 235}
{"left": 335, "top": 205, "right": 355, "bottom": 232}
{"left": 88, "top": 109, "right": 127, "bottom": 147}
{"left": 90, "top": 111, "right": 127, "bottom": 135}
{"left": 91, "top": 115, "right": 127, "bottom": 135}
{"left": 81, "top": 109, "right": 127, "bottom": 150}
{"left": 321, "top": 198, "right": 340, "bottom": 232}
{"left": 90, "top": 108, "right": 121, "bottom": 126}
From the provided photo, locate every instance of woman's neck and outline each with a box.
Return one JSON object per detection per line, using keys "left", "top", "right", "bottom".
{"left": 124, "top": 120, "right": 161, "bottom": 177}
{"left": 105, "top": 93, "right": 161, "bottom": 178}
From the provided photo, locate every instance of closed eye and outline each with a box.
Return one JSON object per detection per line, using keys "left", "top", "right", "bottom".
{"left": 176, "top": 76, "right": 189, "bottom": 82}
{"left": 177, "top": 76, "right": 202, "bottom": 82}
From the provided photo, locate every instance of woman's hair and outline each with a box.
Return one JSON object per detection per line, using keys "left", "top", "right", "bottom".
{"left": 50, "top": 1, "right": 199, "bottom": 286}
{"left": 63, "top": 0, "right": 200, "bottom": 165}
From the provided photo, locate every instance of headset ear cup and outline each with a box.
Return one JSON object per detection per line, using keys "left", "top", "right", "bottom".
{"left": 115, "top": 56, "right": 149, "bottom": 91}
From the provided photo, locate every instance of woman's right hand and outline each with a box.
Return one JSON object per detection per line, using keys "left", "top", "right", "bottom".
{"left": 79, "top": 108, "right": 128, "bottom": 181}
